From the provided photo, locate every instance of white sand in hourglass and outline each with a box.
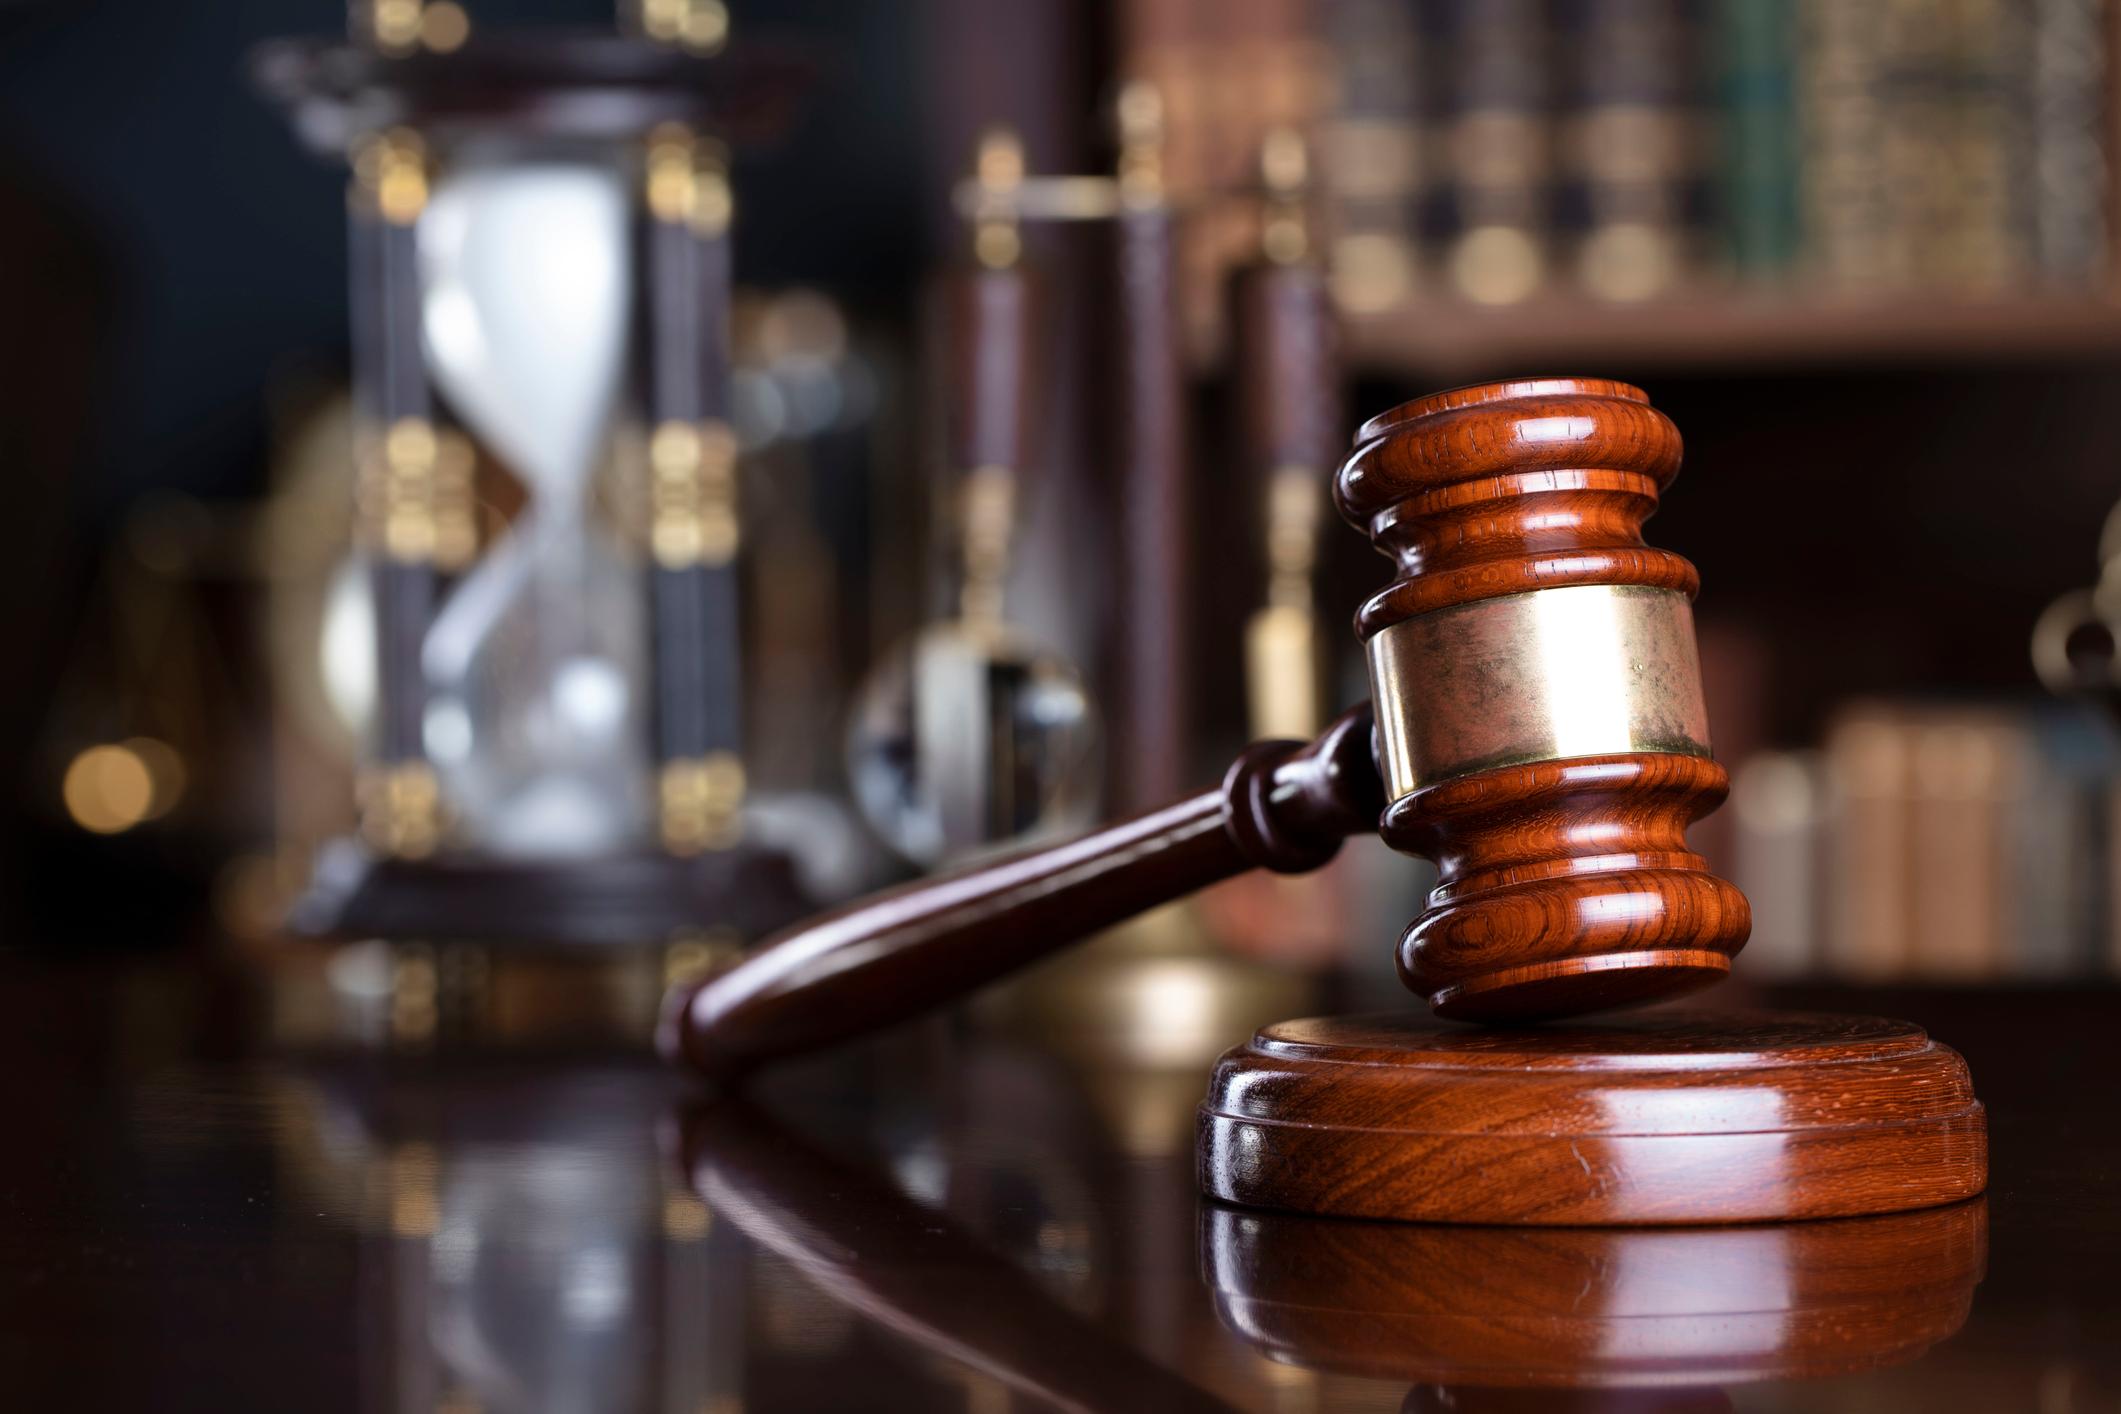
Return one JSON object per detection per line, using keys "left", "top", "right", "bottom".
{"left": 417, "top": 156, "right": 649, "bottom": 858}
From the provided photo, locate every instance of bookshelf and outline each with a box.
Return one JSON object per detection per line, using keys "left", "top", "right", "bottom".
{"left": 1341, "top": 292, "right": 2121, "bottom": 379}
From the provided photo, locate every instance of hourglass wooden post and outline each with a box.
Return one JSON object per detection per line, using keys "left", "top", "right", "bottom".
{"left": 256, "top": 24, "right": 817, "bottom": 954}
{"left": 642, "top": 124, "right": 746, "bottom": 855}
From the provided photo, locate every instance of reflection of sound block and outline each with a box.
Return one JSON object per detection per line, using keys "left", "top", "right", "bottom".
{"left": 1198, "top": 1011, "right": 1986, "bottom": 1224}
{"left": 1201, "top": 1199, "right": 1987, "bottom": 1390}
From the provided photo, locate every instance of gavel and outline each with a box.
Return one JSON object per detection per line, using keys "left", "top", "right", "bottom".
{"left": 661, "top": 376, "right": 1750, "bottom": 1076}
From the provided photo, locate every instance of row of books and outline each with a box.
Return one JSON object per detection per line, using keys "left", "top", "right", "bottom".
{"left": 1321, "top": 0, "right": 1719, "bottom": 309}
{"left": 1729, "top": 698, "right": 2119, "bottom": 981}
{"left": 1323, "top": 0, "right": 2114, "bottom": 310}
{"left": 1117, "top": 0, "right": 2115, "bottom": 322}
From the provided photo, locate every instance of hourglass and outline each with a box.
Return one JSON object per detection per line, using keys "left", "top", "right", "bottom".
{"left": 256, "top": 15, "right": 814, "bottom": 948}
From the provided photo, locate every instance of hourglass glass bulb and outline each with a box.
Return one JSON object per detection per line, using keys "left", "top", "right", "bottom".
{"left": 413, "top": 156, "right": 648, "bottom": 857}
{"left": 418, "top": 158, "right": 631, "bottom": 495}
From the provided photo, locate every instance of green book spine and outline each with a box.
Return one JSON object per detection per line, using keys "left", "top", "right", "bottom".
{"left": 1719, "top": 0, "right": 1800, "bottom": 279}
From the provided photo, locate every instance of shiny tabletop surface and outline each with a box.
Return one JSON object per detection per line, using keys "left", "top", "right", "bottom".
{"left": 4, "top": 954, "right": 2118, "bottom": 1413}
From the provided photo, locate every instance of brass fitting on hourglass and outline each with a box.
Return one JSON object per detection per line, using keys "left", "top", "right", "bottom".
{"left": 349, "top": 0, "right": 470, "bottom": 57}
{"left": 348, "top": 417, "right": 471, "bottom": 861}
{"left": 643, "top": 124, "right": 732, "bottom": 237}
{"left": 628, "top": 0, "right": 729, "bottom": 55}
{"left": 347, "top": 132, "right": 475, "bottom": 860}
{"left": 643, "top": 128, "right": 745, "bottom": 856}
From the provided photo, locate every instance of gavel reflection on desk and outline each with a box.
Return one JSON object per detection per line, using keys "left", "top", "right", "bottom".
{"left": 662, "top": 378, "right": 1987, "bottom": 1227}
{"left": 1205, "top": 1200, "right": 1988, "bottom": 1405}
{"left": 678, "top": 1102, "right": 1986, "bottom": 1411}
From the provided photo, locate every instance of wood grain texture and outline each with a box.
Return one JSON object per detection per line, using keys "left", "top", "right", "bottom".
{"left": 945, "top": 264, "right": 1034, "bottom": 475}
{"left": 1337, "top": 378, "right": 1692, "bottom": 636}
{"left": 1338, "top": 378, "right": 1748, "bottom": 1020}
{"left": 1199, "top": 1010, "right": 1987, "bottom": 1224}
{"left": 1387, "top": 753, "right": 1750, "bottom": 1019}
{"left": 1111, "top": 201, "right": 1192, "bottom": 810}
{"left": 1203, "top": 1196, "right": 1987, "bottom": 1388}
{"left": 660, "top": 706, "right": 1384, "bottom": 1077}
{"left": 1232, "top": 261, "right": 1339, "bottom": 474}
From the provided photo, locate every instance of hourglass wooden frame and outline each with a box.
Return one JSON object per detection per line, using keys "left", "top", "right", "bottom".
{"left": 255, "top": 26, "right": 814, "bottom": 947}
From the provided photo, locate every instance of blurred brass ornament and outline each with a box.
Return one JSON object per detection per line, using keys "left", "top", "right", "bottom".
{"left": 359, "top": 760, "right": 442, "bottom": 858}
{"left": 645, "top": 125, "right": 732, "bottom": 236}
{"left": 637, "top": 0, "right": 728, "bottom": 54}
{"left": 661, "top": 752, "right": 746, "bottom": 853}
{"left": 2034, "top": 500, "right": 2121, "bottom": 718}
{"left": 351, "top": 128, "right": 430, "bottom": 226}
{"left": 363, "top": 0, "right": 425, "bottom": 55}
{"left": 650, "top": 418, "right": 740, "bottom": 569}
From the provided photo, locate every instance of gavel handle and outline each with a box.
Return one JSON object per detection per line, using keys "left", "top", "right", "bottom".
{"left": 660, "top": 703, "right": 1384, "bottom": 1077}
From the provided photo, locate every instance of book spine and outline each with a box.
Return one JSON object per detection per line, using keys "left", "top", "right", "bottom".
{"left": 1718, "top": 0, "right": 1800, "bottom": 279}
{"left": 1903, "top": 711, "right": 2018, "bottom": 980}
{"left": 1321, "top": 0, "right": 1428, "bottom": 313}
{"left": 2031, "top": 0, "right": 2110, "bottom": 286}
{"left": 1822, "top": 706, "right": 1914, "bottom": 979}
{"left": 1932, "top": 0, "right": 2032, "bottom": 291}
{"left": 2108, "top": 777, "right": 2121, "bottom": 976}
{"left": 1729, "top": 751, "right": 1826, "bottom": 978}
{"left": 1429, "top": 0, "right": 1555, "bottom": 304}
{"left": 2011, "top": 705, "right": 2113, "bottom": 978}
{"left": 1798, "top": 0, "right": 1892, "bottom": 286}
{"left": 1556, "top": 0, "right": 1714, "bottom": 301}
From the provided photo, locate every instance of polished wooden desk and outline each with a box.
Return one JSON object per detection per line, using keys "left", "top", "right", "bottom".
{"left": 2, "top": 957, "right": 2116, "bottom": 1412}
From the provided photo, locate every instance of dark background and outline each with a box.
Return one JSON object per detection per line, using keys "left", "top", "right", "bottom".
{"left": 5, "top": 0, "right": 2120, "bottom": 951}
{"left": 0, "top": 0, "right": 927, "bottom": 520}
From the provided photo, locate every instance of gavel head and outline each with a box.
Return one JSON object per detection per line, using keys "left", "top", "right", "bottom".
{"left": 1336, "top": 377, "right": 1751, "bottom": 1021}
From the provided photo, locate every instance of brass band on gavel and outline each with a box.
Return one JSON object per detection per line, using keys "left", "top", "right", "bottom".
{"left": 1365, "top": 583, "right": 1711, "bottom": 797}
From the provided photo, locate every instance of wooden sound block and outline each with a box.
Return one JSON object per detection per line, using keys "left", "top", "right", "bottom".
{"left": 1198, "top": 1010, "right": 1986, "bottom": 1225}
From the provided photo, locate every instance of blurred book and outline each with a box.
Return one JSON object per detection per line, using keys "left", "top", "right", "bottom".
{"left": 2029, "top": 0, "right": 2110, "bottom": 285}
{"left": 1433, "top": 0, "right": 1556, "bottom": 304}
{"left": 1320, "top": 0, "right": 1429, "bottom": 314}
{"left": 1730, "top": 749, "right": 1825, "bottom": 977}
{"left": 1132, "top": 0, "right": 2121, "bottom": 316}
{"left": 1720, "top": 0, "right": 1802, "bottom": 277}
{"left": 1806, "top": 699, "right": 2116, "bottom": 983}
{"left": 1556, "top": 0, "right": 1715, "bottom": 302}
